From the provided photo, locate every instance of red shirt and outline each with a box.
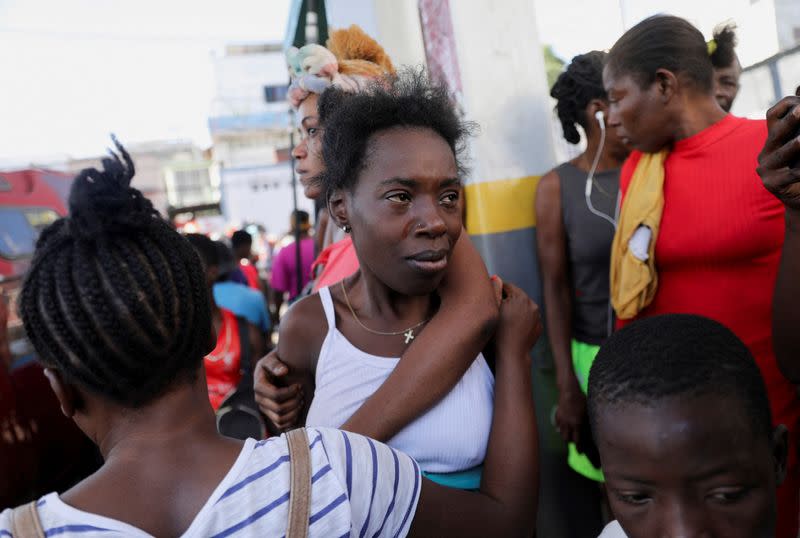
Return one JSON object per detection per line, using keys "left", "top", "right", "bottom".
{"left": 239, "top": 261, "right": 260, "bottom": 290}
{"left": 312, "top": 236, "right": 360, "bottom": 292}
{"left": 204, "top": 308, "right": 242, "bottom": 411}
{"left": 619, "top": 115, "right": 799, "bottom": 535}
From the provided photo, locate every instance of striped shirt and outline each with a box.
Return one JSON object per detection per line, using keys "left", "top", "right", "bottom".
{"left": 0, "top": 428, "right": 421, "bottom": 537}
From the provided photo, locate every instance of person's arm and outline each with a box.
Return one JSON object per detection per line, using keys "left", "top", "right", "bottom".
{"left": 757, "top": 90, "right": 800, "bottom": 382}
{"left": 315, "top": 208, "right": 329, "bottom": 254}
{"left": 535, "top": 171, "right": 585, "bottom": 444}
{"left": 340, "top": 231, "right": 499, "bottom": 440}
{"left": 255, "top": 294, "right": 325, "bottom": 432}
{"left": 409, "top": 282, "right": 541, "bottom": 537}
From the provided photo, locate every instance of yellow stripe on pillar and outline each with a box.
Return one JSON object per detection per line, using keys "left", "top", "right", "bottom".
{"left": 465, "top": 175, "right": 541, "bottom": 235}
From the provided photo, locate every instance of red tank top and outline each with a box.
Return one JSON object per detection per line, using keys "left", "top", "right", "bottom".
{"left": 204, "top": 308, "right": 242, "bottom": 410}
{"left": 240, "top": 262, "right": 260, "bottom": 290}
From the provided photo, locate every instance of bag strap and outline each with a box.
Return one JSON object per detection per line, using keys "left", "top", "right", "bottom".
{"left": 285, "top": 427, "right": 311, "bottom": 538}
{"left": 10, "top": 501, "right": 45, "bottom": 538}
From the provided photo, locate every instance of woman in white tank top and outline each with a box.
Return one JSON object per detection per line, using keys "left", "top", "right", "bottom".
{"left": 271, "top": 74, "right": 497, "bottom": 488}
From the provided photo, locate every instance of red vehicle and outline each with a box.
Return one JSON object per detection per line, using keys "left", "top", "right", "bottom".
{"left": 0, "top": 169, "right": 72, "bottom": 363}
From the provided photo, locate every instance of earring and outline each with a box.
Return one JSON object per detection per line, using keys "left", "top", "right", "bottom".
{"left": 342, "top": 224, "right": 351, "bottom": 233}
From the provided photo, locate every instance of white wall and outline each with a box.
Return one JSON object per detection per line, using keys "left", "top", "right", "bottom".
{"left": 448, "top": 0, "right": 556, "bottom": 182}
{"left": 210, "top": 49, "right": 289, "bottom": 118}
{"left": 220, "top": 162, "right": 314, "bottom": 234}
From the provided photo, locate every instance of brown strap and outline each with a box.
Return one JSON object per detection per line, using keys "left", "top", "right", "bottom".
{"left": 286, "top": 427, "right": 311, "bottom": 538}
{"left": 10, "top": 501, "right": 45, "bottom": 538}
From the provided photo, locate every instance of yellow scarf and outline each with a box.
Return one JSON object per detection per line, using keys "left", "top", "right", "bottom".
{"left": 610, "top": 150, "right": 669, "bottom": 320}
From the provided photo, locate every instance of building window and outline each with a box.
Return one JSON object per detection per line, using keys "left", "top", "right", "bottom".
{"left": 172, "top": 168, "right": 216, "bottom": 208}
{"left": 264, "top": 85, "right": 289, "bottom": 103}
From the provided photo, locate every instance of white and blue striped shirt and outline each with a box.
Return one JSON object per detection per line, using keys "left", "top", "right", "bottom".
{"left": 0, "top": 428, "right": 421, "bottom": 537}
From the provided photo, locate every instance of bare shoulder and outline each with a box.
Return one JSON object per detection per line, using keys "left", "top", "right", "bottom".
{"left": 277, "top": 293, "right": 328, "bottom": 373}
{"left": 536, "top": 169, "right": 562, "bottom": 202}
{"left": 535, "top": 169, "right": 563, "bottom": 218}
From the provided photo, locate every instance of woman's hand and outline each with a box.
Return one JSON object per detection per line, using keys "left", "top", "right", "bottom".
{"left": 555, "top": 382, "right": 587, "bottom": 445}
{"left": 253, "top": 350, "right": 304, "bottom": 431}
{"left": 495, "top": 282, "right": 542, "bottom": 358}
{"left": 757, "top": 87, "right": 800, "bottom": 211}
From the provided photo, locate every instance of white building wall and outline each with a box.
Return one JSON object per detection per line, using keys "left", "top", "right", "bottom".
{"left": 220, "top": 162, "right": 314, "bottom": 235}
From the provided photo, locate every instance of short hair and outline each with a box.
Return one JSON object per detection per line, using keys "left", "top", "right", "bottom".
{"left": 588, "top": 314, "right": 773, "bottom": 440}
{"left": 19, "top": 137, "right": 212, "bottom": 408}
{"left": 550, "top": 51, "right": 607, "bottom": 144}
{"left": 185, "top": 233, "right": 219, "bottom": 270}
{"left": 606, "top": 15, "right": 714, "bottom": 93}
{"left": 293, "top": 210, "right": 310, "bottom": 226}
{"left": 231, "top": 229, "right": 253, "bottom": 249}
{"left": 318, "top": 68, "right": 475, "bottom": 201}
{"left": 711, "top": 23, "right": 738, "bottom": 69}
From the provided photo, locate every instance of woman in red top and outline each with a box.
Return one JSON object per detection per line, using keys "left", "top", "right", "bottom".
{"left": 604, "top": 15, "right": 799, "bottom": 536}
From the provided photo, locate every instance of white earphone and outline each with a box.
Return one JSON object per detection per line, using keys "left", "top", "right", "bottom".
{"left": 594, "top": 109, "right": 605, "bottom": 131}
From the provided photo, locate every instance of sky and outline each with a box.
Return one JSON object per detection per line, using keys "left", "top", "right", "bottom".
{"left": 0, "top": 0, "right": 775, "bottom": 168}
{"left": 0, "top": 0, "right": 290, "bottom": 166}
{"left": 533, "top": 0, "right": 758, "bottom": 65}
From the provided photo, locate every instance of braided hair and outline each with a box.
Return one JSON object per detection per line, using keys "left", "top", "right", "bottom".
{"left": 19, "top": 137, "right": 212, "bottom": 408}
{"left": 587, "top": 314, "right": 773, "bottom": 440}
{"left": 550, "top": 51, "right": 607, "bottom": 144}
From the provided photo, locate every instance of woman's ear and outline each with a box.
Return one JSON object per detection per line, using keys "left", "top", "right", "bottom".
{"left": 654, "top": 68, "right": 679, "bottom": 103}
{"left": 44, "top": 368, "right": 81, "bottom": 418}
{"left": 328, "top": 189, "right": 350, "bottom": 232}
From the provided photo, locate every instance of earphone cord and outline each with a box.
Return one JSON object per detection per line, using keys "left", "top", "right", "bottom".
{"left": 584, "top": 120, "right": 617, "bottom": 229}
{"left": 584, "top": 114, "right": 619, "bottom": 337}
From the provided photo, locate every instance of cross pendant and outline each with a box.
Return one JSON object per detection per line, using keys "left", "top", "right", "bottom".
{"left": 404, "top": 329, "right": 415, "bottom": 344}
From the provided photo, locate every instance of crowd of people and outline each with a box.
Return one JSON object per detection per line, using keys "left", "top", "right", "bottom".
{"left": 1, "top": 12, "right": 800, "bottom": 538}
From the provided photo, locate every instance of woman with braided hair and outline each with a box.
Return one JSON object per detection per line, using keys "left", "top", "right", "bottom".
{"left": 535, "top": 51, "right": 629, "bottom": 514}
{"left": 0, "top": 136, "right": 540, "bottom": 538}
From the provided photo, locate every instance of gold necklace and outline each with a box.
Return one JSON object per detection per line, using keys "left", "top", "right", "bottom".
{"left": 340, "top": 280, "right": 430, "bottom": 345}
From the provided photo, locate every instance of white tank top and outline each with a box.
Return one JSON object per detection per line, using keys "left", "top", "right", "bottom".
{"left": 305, "top": 287, "right": 495, "bottom": 473}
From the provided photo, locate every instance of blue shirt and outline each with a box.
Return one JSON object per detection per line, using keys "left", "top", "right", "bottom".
{"left": 213, "top": 281, "right": 271, "bottom": 332}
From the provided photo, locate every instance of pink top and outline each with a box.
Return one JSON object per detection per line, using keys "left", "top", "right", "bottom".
{"left": 312, "top": 236, "right": 360, "bottom": 292}
{"left": 270, "top": 237, "right": 315, "bottom": 299}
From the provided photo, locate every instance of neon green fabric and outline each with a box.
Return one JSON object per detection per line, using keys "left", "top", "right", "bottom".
{"left": 567, "top": 339, "right": 604, "bottom": 482}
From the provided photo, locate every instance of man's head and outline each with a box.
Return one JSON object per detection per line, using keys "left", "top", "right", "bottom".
{"left": 588, "top": 314, "right": 787, "bottom": 538}
{"left": 231, "top": 230, "right": 253, "bottom": 261}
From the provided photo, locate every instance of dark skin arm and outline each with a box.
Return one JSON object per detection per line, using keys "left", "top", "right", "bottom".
{"left": 535, "top": 170, "right": 585, "bottom": 445}
{"left": 256, "top": 294, "right": 327, "bottom": 431}
{"left": 315, "top": 208, "right": 330, "bottom": 254}
{"left": 255, "top": 231, "right": 499, "bottom": 439}
{"left": 409, "top": 282, "right": 541, "bottom": 537}
{"left": 756, "top": 88, "right": 800, "bottom": 383}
